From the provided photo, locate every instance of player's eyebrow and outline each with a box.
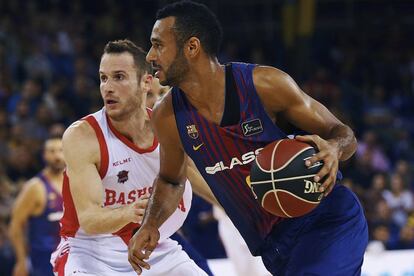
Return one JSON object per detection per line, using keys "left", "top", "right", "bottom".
{"left": 150, "top": 37, "right": 162, "bottom": 44}
{"left": 99, "top": 70, "right": 127, "bottom": 75}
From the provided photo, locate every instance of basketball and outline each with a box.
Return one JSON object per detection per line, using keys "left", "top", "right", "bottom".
{"left": 249, "top": 139, "right": 324, "bottom": 218}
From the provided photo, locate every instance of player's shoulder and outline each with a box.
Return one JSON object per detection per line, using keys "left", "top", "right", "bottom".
{"left": 151, "top": 88, "right": 181, "bottom": 144}
{"left": 253, "top": 65, "right": 295, "bottom": 91}
{"left": 20, "top": 176, "right": 45, "bottom": 199}
{"left": 63, "top": 120, "right": 95, "bottom": 144}
{"left": 62, "top": 119, "right": 100, "bottom": 161}
{"left": 152, "top": 87, "right": 175, "bottom": 123}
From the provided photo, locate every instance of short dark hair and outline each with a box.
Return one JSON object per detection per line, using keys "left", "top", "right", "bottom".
{"left": 156, "top": 1, "right": 223, "bottom": 57}
{"left": 103, "top": 39, "right": 151, "bottom": 78}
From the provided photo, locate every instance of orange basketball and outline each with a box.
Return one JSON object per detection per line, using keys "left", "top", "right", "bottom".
{"left": 249, "top": 139, "right": 324, "bottom": 218}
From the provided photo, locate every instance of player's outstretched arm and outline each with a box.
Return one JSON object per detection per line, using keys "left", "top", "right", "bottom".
{"left": 63, "top": 121, "right": 148, "bottom": 235}
{"left": 9, "top": 178, "right": 43, "bottom": 276}
{"left": 128, "top": 93, "right": 186, "bottom": 274}
{"left": 253, "top": 66, "right": 357, "bottom": 196}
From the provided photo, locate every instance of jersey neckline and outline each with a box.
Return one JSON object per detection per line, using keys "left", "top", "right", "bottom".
{"left": 105, "top": 109, "right": 158, "bottom": 154}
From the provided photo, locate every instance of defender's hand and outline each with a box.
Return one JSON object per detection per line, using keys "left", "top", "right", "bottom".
{"left": 128, "top": 225, "right": 160, "bottom": 275}
{"left": 295, "top": 135, "right": 340, "bottom": 196}
{"left": 127, "top": 196, "right": 149, "bottom": 224}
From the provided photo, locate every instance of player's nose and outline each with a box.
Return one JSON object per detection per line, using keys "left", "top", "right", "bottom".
{"left": 101, "top": 80, "right": 115, "bottom": 95}
{"left": 146, "top": 47, "right": 156, "bottom": 63}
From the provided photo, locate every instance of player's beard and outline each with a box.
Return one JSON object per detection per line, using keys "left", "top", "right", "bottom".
{"left": 107, "top": 87, "right": 143, "bottom": 122}
{"left": 48, "top": 160, "right": 65, "bottom": 174}
{"left": 162, "top": 48, "right": 189, "bottom": 87}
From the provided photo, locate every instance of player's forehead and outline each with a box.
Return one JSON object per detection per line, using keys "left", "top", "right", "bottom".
{"left": 150, "top": 17, "right": 176, "bottom": 43}
{"left": 99, "top": 52, "right": 136, "bottom": 74}
{"left": 44, "top": 139, "right": 62, "bottom": 150}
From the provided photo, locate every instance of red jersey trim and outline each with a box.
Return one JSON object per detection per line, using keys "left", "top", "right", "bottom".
{"left": 83, "top": 116, "right": 109, "bottom": 179}
{"left": 59, "top": 171, "right": 80, "bottom": 238}
{"left": 105, "top": 109, "right": 158, "bottom": 154}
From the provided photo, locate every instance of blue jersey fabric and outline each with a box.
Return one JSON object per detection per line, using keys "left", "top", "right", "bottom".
{"left": 28, "top": 173, "right": 62, "bottom": 276}
{"left": 171, "top": 62, "right": 368, "bottom": 275}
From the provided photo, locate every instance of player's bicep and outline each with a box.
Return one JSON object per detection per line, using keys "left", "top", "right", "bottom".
{"left": 10, "top": 181, "right": 42, "bottom": 225}
{"left": 62, "top": 123, "right": 103, "bottom": 220}
{"left": 152, "top": 95, "right": 186, "bottom": 184}
{"left": 284, "top": 93, "right": 343, "bottom": 139}
{"left": 254, "top": 66, "right": 343, "bottom": 138}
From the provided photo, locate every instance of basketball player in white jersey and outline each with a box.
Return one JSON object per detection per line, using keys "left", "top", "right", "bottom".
{"left": 51, "top": 39, "right": 206, "bottom": 276}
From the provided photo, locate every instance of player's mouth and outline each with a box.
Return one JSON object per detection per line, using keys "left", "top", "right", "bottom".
{"left": 105, "top": 99, "right": 119, "bottom": 107}
{"left": 152, "top": 63, "right": 162, "bottom": 78}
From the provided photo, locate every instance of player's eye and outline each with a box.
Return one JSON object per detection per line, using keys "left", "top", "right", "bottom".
{"left": 114, "top": 74, "right": 125, "bottom": 80}
{"left": 100, "top": 75, "right": 107, "bottom": 82}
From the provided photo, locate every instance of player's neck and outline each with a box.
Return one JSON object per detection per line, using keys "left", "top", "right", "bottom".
{"left": 179, "top": 58, "right": 225, "bottom": 124}
{"left": 43, "top": 167, "right": 64, "bottom": 194}
{"left": 180, "top": 59, "right": 225, "bottom": 108}
{"left": 109, "top": 107, "right": 154, "bottom": 148}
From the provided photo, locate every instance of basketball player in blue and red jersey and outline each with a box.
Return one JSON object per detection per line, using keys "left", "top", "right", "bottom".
{"left": 129, "top": 1, "right": 369, "bottom": 275}
{"left": 9, "top": 136, "right": 65, "bottom": 276}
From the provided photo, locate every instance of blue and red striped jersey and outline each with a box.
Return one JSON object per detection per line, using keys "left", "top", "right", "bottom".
{"left": 172, "top": 62, "right": 288, "bottom": 254}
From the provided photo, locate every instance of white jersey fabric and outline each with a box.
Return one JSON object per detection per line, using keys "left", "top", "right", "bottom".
{"left": 51, "top": 108, "right": 203, "bottom": 276}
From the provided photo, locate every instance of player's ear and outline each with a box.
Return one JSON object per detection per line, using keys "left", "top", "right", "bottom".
{"left": 185, "top": 37, "right": 201, "bottom": 58}
{"left": 142, "top": 73, "right": 153, "bottom": 93}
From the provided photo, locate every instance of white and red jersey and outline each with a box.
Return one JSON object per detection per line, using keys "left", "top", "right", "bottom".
{"left": 53, "top": 108, "right": 192, "bottom": 274}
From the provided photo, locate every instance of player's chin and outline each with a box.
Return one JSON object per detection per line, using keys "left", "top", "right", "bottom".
{"left": 106, "top": 108, "right": 123, "bottom": 120}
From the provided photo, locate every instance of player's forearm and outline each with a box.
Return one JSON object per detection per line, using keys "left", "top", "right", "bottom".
{"left": 8, "top": 223, "right": 27, "bottom": 262}
{"left": 142, "top": 176, "right": 185, "bottom": 229}
{"left": 327, "top": 124, "right": 357, "bottom": 161}
{"left": 78, "top": 205, "right": 132, "bottom": 235}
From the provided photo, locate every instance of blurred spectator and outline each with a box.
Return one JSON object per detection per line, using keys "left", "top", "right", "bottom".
{"left": 363, "top": 85, "right": 394, "bottom": 128}
{"left": 356, "top": 130, "right": 391, "bottom": 173}
{"left": 394, "top": 159, "right": 414, "bottom": 190}
{"left": 382, "top": 173, "right": 414, "bottom": 227}
{"left": 393, "top": 223, "right": 414, "bottom": 250}
{"left": 369, "top": 199, "right": 400, "bottom": 249}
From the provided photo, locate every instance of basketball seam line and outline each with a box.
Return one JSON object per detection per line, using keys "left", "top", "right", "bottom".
{"left": 270, "top": 141, "right": 292, "bottom": 217}
{"left": 258, "top": 146, "right": 314, "bottom": 173}
{"left": 270, "top": 140, "right": 281, "bottom": 193}
{"left": 274, "top": 189, "right": 321, "bottom": 204}
{"left": 250, "top": 174, "right": 317, "bottom": 184}
{"left": 261, "top": 190, "right": 292, "bottom": 218}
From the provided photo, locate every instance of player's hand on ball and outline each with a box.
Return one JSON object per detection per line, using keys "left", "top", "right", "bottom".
{"left": 127, "top": 196, "right": 149, "bottom": 224}
{"left": 128, "top": 225, "right": 160, "bottom": 275}
{"left": 295, "top": 135, "right": 340, "bottom": 196}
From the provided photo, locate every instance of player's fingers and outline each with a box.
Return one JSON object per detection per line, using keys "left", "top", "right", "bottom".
{"left": 129, "top": 237, "right": 148, "bottom": 259}
{"left": 145, "top": 232, "right": 159, "bottom": 256}
{"left": 132, "top": 248, "right": 151, "bottom": 269}
{"left": 314, "top": 159, "right": 332, "bottom": 185}
{"left": 134, "top": 207, "right": 146, "bottom": 216}
{"left": 295, "top": 134, "right": 322, "bottom": 147}
{"left": 128, "top": 253, "right": 142, "bottom": 274}
{"left": 324, "top": 164, "right": 338, "bottom": 196}
{"left": 319, "top": 171, "right": 334, "bottom": 194}
{"left": 304, "top": 151, "right": 325, "bottom": 167}
{"left": 130, "top": 247, "right": 151, "bottom": 269}
{"left": 135, "top": 198, "right": 149, "bottom": 209}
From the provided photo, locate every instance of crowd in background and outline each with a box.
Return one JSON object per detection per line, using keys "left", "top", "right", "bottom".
{"left": 1, "top": 0, "right": 414, "bottom": 273}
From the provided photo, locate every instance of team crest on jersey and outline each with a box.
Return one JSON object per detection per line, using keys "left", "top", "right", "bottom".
{"left": 241, "top": 118, "right": 263, "bottom": 136}
{"left": 117, "top": 170, "right": 129, "bottom": 184}
{"left": 186, "top": 124, "right": 199, "bottom": 139}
